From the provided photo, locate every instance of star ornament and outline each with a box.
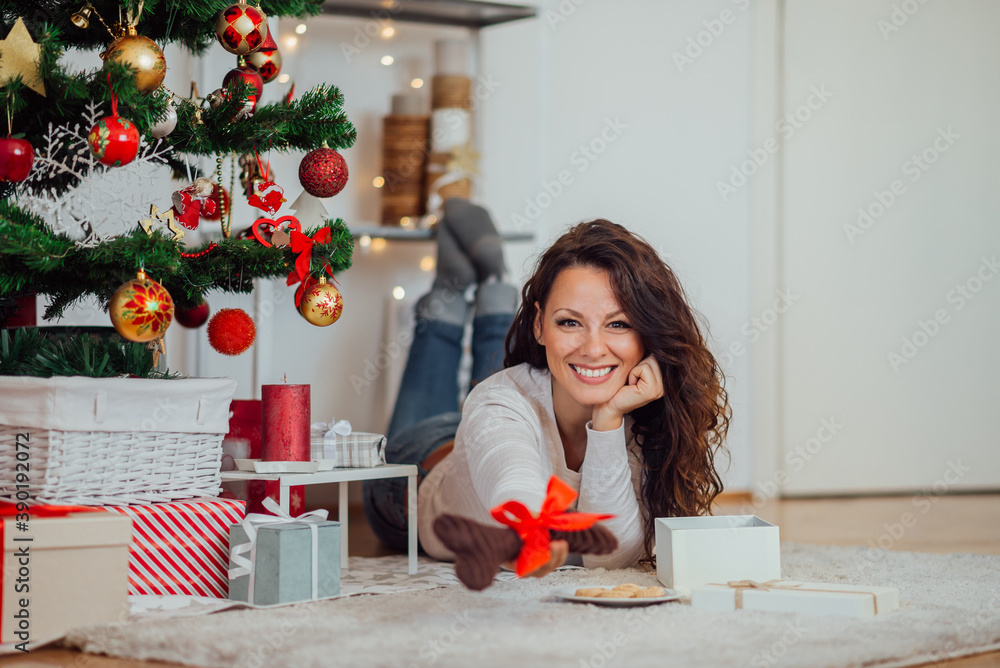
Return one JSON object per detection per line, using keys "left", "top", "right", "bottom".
{"left": 0, "top": 19, "right": 46, "bottom": 96}
{"left": 447, "top": 142, "right": 481, "bottom": 177}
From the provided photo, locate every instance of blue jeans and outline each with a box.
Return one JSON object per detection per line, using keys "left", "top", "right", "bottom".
{"left": 362, "top": 312, "right": 513, "bottom": 551}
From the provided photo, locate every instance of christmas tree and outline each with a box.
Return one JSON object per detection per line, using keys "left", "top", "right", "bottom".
{"left": 0, "top": 0, "right": 355, "bottom": 374}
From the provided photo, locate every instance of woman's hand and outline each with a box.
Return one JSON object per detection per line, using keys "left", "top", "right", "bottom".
{"left": 502, "top": 539, "right": 569, "bottom": 578}
{"left": 592, "top": 355, "right": 665, "bottom": 431}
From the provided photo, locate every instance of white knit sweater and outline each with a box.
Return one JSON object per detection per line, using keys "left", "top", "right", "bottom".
{"left": 417, "top": 363, "right": 646, "bottom": 569}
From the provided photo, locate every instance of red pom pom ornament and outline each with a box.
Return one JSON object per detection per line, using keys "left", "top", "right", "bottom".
{"left": 298, "top": 148, "right": 348, "bottom": 198}
{"left": 207, "top": 307, "right": 256, "bottom": 355}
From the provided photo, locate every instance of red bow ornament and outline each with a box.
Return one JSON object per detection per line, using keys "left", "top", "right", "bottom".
{"left": 490, "top": 476, "right": 614, "bottom": 577}
{"left": 286, "top": 227, "right": 333, "bottom": 306}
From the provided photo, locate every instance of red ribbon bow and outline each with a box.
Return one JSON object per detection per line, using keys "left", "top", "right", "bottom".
{"left": 286, "top": 227, "right": 333, "bottom": 306}
{"left": 490, "top": 476, "right": 614, "bottom": 577}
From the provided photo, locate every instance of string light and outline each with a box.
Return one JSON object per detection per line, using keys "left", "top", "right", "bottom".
{"left": 392, "top": 286, "right": 405, "bottom": 300}
{"left": 381, "top": 55, "right": 394, "bottom": 66}
{"left": 410, "top": 78, "right": 424, "bottom": 89}
{"left": 420, "top": 255, "right": 435, "bottom": 272}
{"left": 382, "top": 25, "right": 396, "bottom": 38}
{"left": 295, "top": 23, "right": 307, "bottom": 34}
{"left": 372, "top": 176, "right": 385, "bottom": 188}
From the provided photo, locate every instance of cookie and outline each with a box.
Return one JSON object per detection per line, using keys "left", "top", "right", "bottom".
{"left": 612, "top": 584, "right": 642, "bottom": 592}
{"left": 633, "top": 586, "right": 665, "bottom": 598}
{"left": 596, "top": 589, "right": 631, "bottom": 598}
{"left": 575, "top": 588, "right": 607, "bottom": 598}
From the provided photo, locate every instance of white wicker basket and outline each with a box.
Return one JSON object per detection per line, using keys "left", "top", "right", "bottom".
{"left": 0, "top": 375, "right": 238, "bottom": 506}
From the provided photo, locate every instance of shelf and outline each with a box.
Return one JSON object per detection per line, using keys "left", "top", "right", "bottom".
{"left": 349, "top": 224, "right": 534, "bottom": 242}
{"left": 320, "top": 0, "right": 537, "bottom": 28}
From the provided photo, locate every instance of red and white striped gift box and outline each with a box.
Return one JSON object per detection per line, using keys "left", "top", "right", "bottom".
{"left": 102, "top": 497, "right": 246, "bottom": 598}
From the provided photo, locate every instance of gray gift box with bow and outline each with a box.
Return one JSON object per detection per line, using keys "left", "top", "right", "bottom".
{"left": 228, "top": 521, "right": 341, "bottom": 605}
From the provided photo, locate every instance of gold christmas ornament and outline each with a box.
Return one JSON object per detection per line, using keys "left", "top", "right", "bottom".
{"left": 71, "top": 3, "right": 96, "bottom": 29}
{"left": 0, "top": 19, "right": 46, "bottom": 97}
{"left": 102, "top": 27, "right": 166, "bottom": 94}
{"left": 109, "top": 269, "right": 175, "bottom": 342}
{"left": 299, "top": 276, "right": 343, "bottom": 327}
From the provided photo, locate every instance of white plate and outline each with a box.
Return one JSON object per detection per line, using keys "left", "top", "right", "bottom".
{"left": 552, "top": 585, "right": 681, "bottom": 607}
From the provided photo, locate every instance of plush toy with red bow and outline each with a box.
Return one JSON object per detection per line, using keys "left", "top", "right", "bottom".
{"left": 433, "top": 476, "right": 619, "bottom": 591}
{"left": 171, "top": 178, "right": 218, "bottom": 230}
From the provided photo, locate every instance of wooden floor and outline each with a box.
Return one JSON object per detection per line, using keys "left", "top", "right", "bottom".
{"left": 10, "top": 493, "right": 1000, "bottom": 668}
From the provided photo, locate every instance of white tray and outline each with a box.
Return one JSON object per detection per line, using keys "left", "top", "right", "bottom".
{"left": 234, "top": 459, "right": 320, "bottom": 474}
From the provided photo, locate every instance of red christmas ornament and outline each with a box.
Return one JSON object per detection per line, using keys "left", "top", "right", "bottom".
{"left": 245, "top": 32, "right": 281, "bottom": 84}
{"left": 0, "top": 137, "right": 34, "bottom": 182}
{"left": 207, "top": 308, "right": 256, "bottom": 356}
{"left": 175, "top": 300, "right": 211, "bottom": 328}
{"left": 88, "top": 115, "right": 140, "bottom": 167}
{"left": 201, "top": 184, "right": 231, "bottom": 221}
{"left": 215, "top": 3, "right": 269, "bottom": 56}
{"left": 298, "top": 148, "right": 349, "bottom": 198}
{"left": 223, "top": 66, "right": 264, "bottom": 103}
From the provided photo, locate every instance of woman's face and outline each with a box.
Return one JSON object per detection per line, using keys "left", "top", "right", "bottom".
{"left": 534, "top": 265, "right": 645, "bottom": 413}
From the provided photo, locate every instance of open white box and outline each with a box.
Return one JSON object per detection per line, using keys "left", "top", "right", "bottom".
{"left": 655, "top": 515, "right": 781, "bottom": 591}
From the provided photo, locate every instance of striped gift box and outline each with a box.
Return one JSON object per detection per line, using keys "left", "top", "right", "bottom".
{"left": 102, "top": 497, "right": 246, "bottom": 598}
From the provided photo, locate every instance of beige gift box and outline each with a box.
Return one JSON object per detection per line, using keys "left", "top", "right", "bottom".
{"left": 691, "top": 580, "right": 900, "bottom": 618}
{"left": 2, "top": 509, "right": 132, "bottom": 648}
{"left": 655, "top": 515, "right": 781, "bottom": 591}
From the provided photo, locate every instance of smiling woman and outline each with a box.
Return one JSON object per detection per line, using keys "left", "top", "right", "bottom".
{"left": 364, "top": 211, "right": 731, "bottom": 574}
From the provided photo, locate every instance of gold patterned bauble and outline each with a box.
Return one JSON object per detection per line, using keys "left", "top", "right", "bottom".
{"left": 298, "top": 277, "right": 343, "bottom": 327}
{"left": 109, "top": 269, "right": 175, "bottom": 342}
{"left": 245, "top": 46, "right": 282, "bottom": 84}
{"left": 102, "top": 30, "right": 166, "bottom": 94}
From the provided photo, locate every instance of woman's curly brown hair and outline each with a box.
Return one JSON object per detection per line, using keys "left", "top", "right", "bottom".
{"left": 503, "top": 219, "right": 731, "bottom": 565}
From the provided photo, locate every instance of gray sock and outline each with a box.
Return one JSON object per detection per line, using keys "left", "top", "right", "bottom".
{"left": 417, "top": 287, "right": 470, "bottom": 328}
{"left": 442, "top": 199, "right": 506, "bottom": 283}
{"left": 475, "top": 281, "right": 518, "bottom": 318}
{"left": 433, "top": 220, "right": 476, "bottom": 294}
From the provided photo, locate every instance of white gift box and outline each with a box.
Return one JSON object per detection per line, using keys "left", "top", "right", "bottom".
{"left": 655, "top": 515, "right": 780, "bottom": 590}
{"left": 691, "top": 580, "right": 900, "bottom": 618}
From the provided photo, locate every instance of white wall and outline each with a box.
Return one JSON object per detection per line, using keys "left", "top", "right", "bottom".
{"left": 777, "top": 0, "right": 1000, "bottom": 494}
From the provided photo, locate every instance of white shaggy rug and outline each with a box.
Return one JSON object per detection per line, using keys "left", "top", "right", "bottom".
{"left": 65, "top": 542, "right": 1000, "bottom": 668}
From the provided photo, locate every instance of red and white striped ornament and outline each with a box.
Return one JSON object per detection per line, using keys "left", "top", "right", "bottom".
{"left": 102, "top": 498, "right": 246, "bottom": 598}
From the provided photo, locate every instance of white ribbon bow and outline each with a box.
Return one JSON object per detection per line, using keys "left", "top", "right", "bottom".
{"left": 311, "top": 418, "right": 352, "bottom": 460}
{"left": 228, "top": 496, "right": 329, "bottom": 603}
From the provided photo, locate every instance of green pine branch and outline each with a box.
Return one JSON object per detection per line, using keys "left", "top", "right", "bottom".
{"left": 0, "top": 201, "right": 354, "bottom": 319}
{"left": 1, "top": 1, "right": 323, "bottom": 53}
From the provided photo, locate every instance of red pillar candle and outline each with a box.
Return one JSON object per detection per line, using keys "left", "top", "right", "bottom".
{"left": 261, "top": 384, "right": 311, "bottom": 462}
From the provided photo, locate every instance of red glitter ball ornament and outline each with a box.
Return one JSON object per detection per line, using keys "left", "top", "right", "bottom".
{"left": 298, "top": 148, "right": 348, "bottom": 198}
{"left": 207, "top": 307, "right": 256, "bottom": 356}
